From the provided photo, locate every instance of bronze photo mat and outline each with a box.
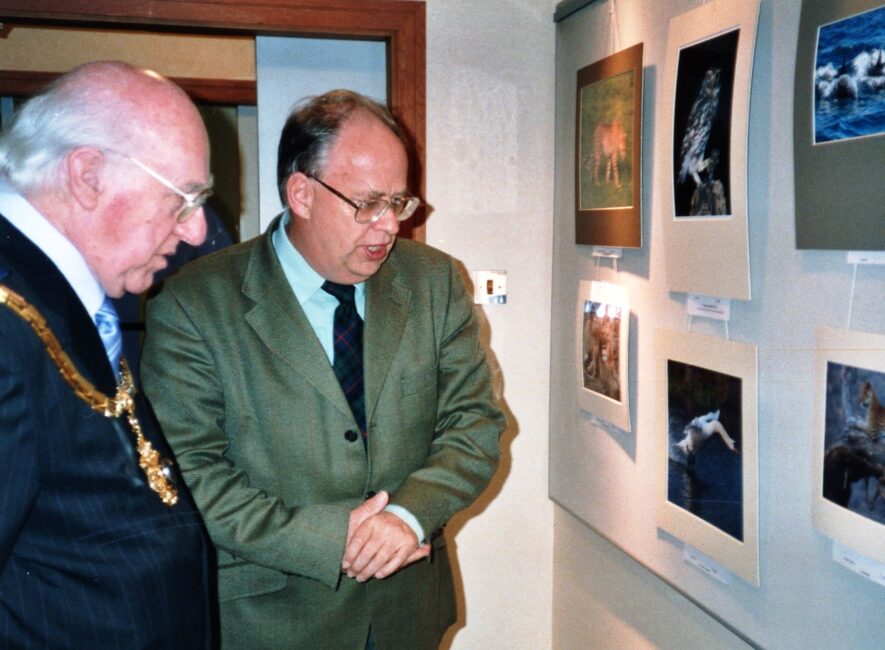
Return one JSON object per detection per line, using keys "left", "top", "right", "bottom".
{"left": 575, "top": 42, "right": 643, "bottom": 248}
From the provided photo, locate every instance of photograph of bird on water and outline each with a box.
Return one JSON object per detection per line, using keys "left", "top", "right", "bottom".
{"left": 666, "top": 359, "right": 744, "bottom": 541}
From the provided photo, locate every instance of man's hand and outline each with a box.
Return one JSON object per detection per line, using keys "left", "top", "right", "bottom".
{"left": 347, "top": 490, "right": 389, "bottom": 542}
{"left": 342, "top": 497, "right": 430, "bottom": 582}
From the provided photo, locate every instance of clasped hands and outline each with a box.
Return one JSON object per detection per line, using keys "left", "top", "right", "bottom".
{"left": 342, "top": 491, "right": 430, "bottom": 582}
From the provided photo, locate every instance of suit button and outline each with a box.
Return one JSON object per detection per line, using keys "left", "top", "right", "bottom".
{"left": 365, "top": 491, "right": 376, "bottom": 500}
{"left": 344, "top": 429, "right": 359, "bottom": 442}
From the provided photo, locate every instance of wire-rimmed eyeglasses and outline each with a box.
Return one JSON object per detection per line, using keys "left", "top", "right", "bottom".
{"left": 107, "top": 150, "right": 213, "bottom": 223}
{"left": 308, "top": 175, "right": 420, "bottom": 225}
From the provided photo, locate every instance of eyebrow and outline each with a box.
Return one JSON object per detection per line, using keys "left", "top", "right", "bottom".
{"left": 182, "top": 175, "right": 215, "bottom": 194}
{"left": 354, "top": 189, "right": 388, "bottom": 201}
{"left": 357, "top": 189, "right": 409, "bottom": 201}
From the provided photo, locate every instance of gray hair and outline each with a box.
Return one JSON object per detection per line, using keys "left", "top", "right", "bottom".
{"left": 0, "top": 61, "right": 150, "bottom": 194}
{"left": 276, "top": 89, "right": 409, "bottom": 205}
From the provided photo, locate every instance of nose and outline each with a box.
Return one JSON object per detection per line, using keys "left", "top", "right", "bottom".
{"left": 372, "top": 207, "right": 400, "bottom": 236}
{"left": 175, "top": 207, "right": 209, "bottom": 246}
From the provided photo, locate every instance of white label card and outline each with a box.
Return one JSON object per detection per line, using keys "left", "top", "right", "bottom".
{"left": 846, "top": 251, "right": 885, "bottom": 266}
{"left": 832, "top": 541, "right": 885, "bottom": 588}
{"left": 683, "top": 544, "right": 732, "bottom": 585}
{"left": 591, "top": 246, "right": 623, "bottom": 259}
{"left": 687, "top": 294, "right": 731, "bottom": 321}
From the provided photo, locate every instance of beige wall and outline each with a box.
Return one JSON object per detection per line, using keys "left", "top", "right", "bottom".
{"left": 425, "top": 1, "right": 556, "bottom": 648}
{"left": 0, "top": 25, "right": 254, "bottom": 79}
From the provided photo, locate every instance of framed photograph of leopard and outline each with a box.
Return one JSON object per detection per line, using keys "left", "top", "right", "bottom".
{"left": 813, "top": 327, "right": 885, "bottom": 564}
{"left": 574, "top": 42, "right": 643, "bottom": 248}
{"left": 576, "top": 280, "right": 631, "bottom": 433}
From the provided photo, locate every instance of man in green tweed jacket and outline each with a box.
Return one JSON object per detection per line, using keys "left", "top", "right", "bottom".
{"left": 142, "top": 90, "right": 505, "bottom": 649}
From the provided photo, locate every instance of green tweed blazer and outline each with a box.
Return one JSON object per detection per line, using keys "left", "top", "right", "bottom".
{"left": 141, "top": 219, "right": 504, "bottom": 649}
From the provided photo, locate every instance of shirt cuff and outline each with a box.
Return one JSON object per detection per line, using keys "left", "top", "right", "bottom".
{"left": 384, "top": 504, "right": 425, "bottom": 543}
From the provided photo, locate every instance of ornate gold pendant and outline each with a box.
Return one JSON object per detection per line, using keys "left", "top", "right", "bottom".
{"left": 115, "top": 361, "right": 179, "bottom": 506}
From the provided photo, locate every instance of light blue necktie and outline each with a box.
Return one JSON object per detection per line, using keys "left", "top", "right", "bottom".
{"left": 95, "top": 297, "right": 122, "bottom": 382}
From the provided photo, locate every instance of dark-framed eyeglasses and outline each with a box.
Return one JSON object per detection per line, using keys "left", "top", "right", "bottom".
{"left": 308, "top": 175, "right": 420, "bottom": 225}
{"left": 107, "top": 150, "right": 214, "bottom": 223}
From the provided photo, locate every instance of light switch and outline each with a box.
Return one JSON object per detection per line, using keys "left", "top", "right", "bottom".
{"left": 473, "top": 270, "right": 507, "bottom": 305}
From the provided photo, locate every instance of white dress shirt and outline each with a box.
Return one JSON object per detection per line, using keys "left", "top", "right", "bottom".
{"left": 0, "top": 176, "right": 105, "bottom": 323}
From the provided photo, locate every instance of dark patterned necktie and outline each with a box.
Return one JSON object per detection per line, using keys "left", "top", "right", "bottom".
{"left": 322, "top": 281, "right": 366, "bottom": 437}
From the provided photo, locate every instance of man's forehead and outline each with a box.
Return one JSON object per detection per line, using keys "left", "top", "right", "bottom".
{"left": 339, "top": 111, "right": 403, "bottom": 145}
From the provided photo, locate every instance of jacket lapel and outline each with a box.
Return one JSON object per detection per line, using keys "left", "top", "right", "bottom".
{"left": 364, "top": 248, "right": 411, "bottom": 427}
{"left": 240, "top": 219, "right": 352, "bottom": 419}
{"left": 0, "top": 214, "right": 117, "bottom": 394}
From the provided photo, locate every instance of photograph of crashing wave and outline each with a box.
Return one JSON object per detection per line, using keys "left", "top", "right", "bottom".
{"left": 667, "top": 359, "right": 743, "bottom": 541}
{"left": 822, "top": 362, "right": 885, "bottom": 527}
{"left": 814, "top": 4, "right": 885, "bottom": 144}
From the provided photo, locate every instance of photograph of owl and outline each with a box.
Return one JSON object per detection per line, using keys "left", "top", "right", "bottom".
{"left": 677, "top": 67, "right": 721, "bottom": 188}
{"left": 671, "top": 28, "right": 739, "bottom": 218}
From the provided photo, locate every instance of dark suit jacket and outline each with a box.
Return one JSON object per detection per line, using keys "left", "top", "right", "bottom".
{"left": 0, "top": 214, "right": 212, "bottom": 648}
{"left": 141, "top": 218, "right": 505, "bottom": 649}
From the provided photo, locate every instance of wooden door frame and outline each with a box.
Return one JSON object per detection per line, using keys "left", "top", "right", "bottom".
{"left": 0, "top": 0, "right": 427, "bottom": 239}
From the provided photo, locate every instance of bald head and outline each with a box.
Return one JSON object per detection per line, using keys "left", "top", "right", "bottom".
{"left": 0, "top": 61, "right": 211, "bottom": 297}
{"left": 0, "top": 60, "right": 207, "bottom": 195}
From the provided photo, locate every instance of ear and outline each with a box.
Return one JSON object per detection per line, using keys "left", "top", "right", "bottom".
{"left": 285, "top": 172, "right": 314, "bottom": 220}
{"left": 65, "top": 147, "right": 106, "bottom": 211}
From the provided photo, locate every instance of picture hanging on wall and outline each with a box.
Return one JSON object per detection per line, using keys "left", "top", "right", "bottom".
{"left": 671, "top": 30, "right": 738, "bottom": 219}
{"left": 655, "top": 329, "right": 759, "bottom": 586}
{"left": 793, "top": 0, "right": 885, "bottom": 250}
{"left": 813, "top": 327, "right": 885, "bottom": 564}
{"left": 577, "top": 280, "right": 631, "bottom": 432}
{"left": 575, "top": 42, "right": 643, "bottom": 248}
{"left": 660, "top": 0, "right": 759, "bottom": 300}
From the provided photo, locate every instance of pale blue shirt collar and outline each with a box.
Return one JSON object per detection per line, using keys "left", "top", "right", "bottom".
{"left": 271, "top": 209, "right": 365, "bottom": 311}
{"left": 0, "top": 175, "right": 105, "bottom": 320}
{"left": 271, "top": 210, "right": 366, "bottom": 362}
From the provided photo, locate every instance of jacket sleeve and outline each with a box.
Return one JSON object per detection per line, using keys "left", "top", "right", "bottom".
{"left": 141, "top": 286, "right": 351, "bottom": 589}
{"left": 387, "top": 256, "right": 506, "bottom": 537}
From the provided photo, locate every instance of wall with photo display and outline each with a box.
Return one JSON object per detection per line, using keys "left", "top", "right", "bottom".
{"left": 550, "top": 0, "right": 885, "bottom": 648}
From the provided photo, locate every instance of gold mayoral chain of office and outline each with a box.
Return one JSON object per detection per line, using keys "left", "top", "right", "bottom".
{"left": 0, "top": 284, "right": 178, "bottom": 506}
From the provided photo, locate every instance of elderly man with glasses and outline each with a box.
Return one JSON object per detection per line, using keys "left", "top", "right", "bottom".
{"left": 141, "top": 90, "right": 505, "bottom": 649}
{"left": 0, "top": 61, "right": 213, "bottom": 647}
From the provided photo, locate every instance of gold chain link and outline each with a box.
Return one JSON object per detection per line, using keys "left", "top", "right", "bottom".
{"left": 0, "top": 284, "right": 178, "bottom": 506}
